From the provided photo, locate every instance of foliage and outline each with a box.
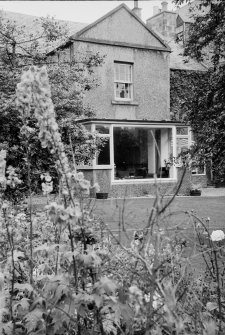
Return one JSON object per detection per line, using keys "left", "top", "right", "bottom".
{"left": 170, "top": 70, "right": 207, "bottom": 122}
{"left": 171, "top": 0, "right": 225, "bottom": 180}
{"left": 0, "top": 11, "right": 105, "bottom": 194}
{"left": 174, "top": 0, "right": 225, "bottom": 67}
{"left": 1, "top": 66, "right": 225, "bottom": 335}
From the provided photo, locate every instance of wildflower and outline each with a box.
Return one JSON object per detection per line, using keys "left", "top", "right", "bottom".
{"left": 79, "top": 179, "right": 91, "bottom": 194}
{"left": 41, "top": 173, "right": 53, "bottom": 195}
{"left": 16, "top": 66, "right": 70, "bottom": 176}
{"left": 77, "top": 172, "right": 84, "bottom": 180}
{"left": 6, "top": 166, "right": 22, "bottom": 188}
{"left": 42, "top": 181, "right": 53, "bottom": 195}
{"left": 211, "top": 230, "right": 225, "bottom": 242}
{"left": 92, "top": 183, "right": 100, "bottom": 193}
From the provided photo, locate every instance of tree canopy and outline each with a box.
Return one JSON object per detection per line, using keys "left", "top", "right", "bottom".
{"left": 0, "top": 11, "right": 104, "bottom": 193}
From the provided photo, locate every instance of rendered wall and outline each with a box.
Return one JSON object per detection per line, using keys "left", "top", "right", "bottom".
{"left": 74, "top": 41, "right": 170, "bottom": 121}
{"left": 79, "top": 6, "right": 164, "bottom": 49}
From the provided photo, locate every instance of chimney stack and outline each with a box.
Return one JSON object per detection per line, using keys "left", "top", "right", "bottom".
{"left": 153, "top": 6, "right": 160, "bottom": 15}
{"left": 132, "top": 0, "right": 142, "bottom": 20}
{"left": 161, "top": 1, "right": 168, "bottom": 11}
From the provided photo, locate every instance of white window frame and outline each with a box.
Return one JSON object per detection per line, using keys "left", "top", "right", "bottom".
{"left": 94, "top": 124, "right": 113, "bottom": 169}
{"left": 114, "top": 62, "right": 133, "bottom": 101}
{"left": 190, "top": 129, "right": 206, "bottom": 175}
{"left": 176, "top": 126, "right": 190, "bottom": 156}
{"left": 77, "top": 122, "right": 178, "bottom": 183}
{"left": 112, "top": 124, "right": 177, "bottom": 183}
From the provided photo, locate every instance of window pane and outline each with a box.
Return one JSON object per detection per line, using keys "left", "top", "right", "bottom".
{"left": 96, "top": 138, "right": 110, "bottom": 165}
{"left": 96, "top": 125, "right": 110, "bottom": 134}
{"left": 84, "top": 124, "right": 91, "bottom": 131}
{"left": 176, "top": 138, "right": 189, "bottom": 154}
{"left": 115, "top": 83, "right": 131, "bottom": 99}
{"left": 113, "top": 127, "right": 148, "bottom": 179}
{"left": 125, "top": 83, "right": 131, "bottom": 98}
{"left": 114, "top": 63, "right": 132, "bottom": 82}
{"left": 113, "top": 127, "right": 172, "bottom": 179}
{"left": 115, "top": 63, "right": 119, "bottom": 81}
{"left": 176, "top": 127, "right": 188, "bottom": 135}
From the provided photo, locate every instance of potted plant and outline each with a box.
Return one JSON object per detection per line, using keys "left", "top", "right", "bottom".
{"left": 96, "top": 192, "right": 108, "bottom": 199}
{"left": 190, "top": 183, "right": 202, "bottom": 196}
{"left": 95, "top": 184, "right": 109, "bottom": 199}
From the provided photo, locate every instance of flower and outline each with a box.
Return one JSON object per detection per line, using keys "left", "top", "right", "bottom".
{"left": 191, "top": 183, "right": 202, "bottom": 191}
{"left": 92, "top": 183, "right": 100, "bottom": 193}
{"left": 211, "top": 230, "right": 225, "bottom": 242}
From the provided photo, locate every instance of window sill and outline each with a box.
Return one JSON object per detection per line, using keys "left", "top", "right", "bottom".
{"left": 112, "top": 178, "right": 177, "bottom": 184}
{"left": 111, "top": 100, "right": 139, "bottom": 106}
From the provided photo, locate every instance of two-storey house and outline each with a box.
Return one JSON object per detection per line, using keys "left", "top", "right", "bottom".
{"left": 1, "top": 3, "right": 193, "bottom": 197}
{"left": 49, "top": 3, "right": 191, "bottom": 197}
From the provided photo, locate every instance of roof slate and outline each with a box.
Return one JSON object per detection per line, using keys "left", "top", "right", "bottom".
{"left": 176, "top": 0, "right": 210, "bottom": 23}
{"left": 169, "top": 40, "right": 208, "bottom": 71}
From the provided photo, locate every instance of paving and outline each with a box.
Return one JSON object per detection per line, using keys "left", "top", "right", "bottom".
{"left": 201, "top": 187, "right": 225, "bottom": 197}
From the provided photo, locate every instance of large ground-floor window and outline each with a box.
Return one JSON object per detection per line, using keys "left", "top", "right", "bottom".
{"left": 113, "top": 126, "right": 175, "bottom": 180}
{"left": 81, "top": 121, "right": 180, "bottom": 181}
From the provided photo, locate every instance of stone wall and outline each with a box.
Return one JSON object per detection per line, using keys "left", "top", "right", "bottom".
{"left": 146, "top": 11, "right": 177, "bottom": 40}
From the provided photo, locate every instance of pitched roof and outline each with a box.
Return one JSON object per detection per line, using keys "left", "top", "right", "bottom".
{"left": 72, "top": 4, "right": 170, "bottom": 52}
{"left": 177, "top": 3, "right": 195, "bottom": 23}
{"left": 169, "top": 40, "right": 208, "bottom": 71}
{"left": 1, "top": 5, "right": 171, "bottom": 55}
{"left": 176, "top": 0, "right": 210, "bottom": 23}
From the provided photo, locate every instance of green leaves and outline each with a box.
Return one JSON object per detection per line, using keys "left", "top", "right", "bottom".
{"left": 24, "top": 309, "right": 44, "bottom": 334}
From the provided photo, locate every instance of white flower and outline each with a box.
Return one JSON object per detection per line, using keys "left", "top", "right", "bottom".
{"left": 211, "top": 230, "right": 225, "bottom": 242}
{"left": 92, "top": 182, "right": 100, "bottom": 193}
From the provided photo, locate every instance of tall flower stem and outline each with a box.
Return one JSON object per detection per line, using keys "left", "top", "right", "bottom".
{"left": 26, "top": 143, "right": 33, "bottom": 285}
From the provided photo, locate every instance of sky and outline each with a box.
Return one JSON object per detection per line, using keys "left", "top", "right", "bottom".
{"left": 0, "top": 1, "right": 177, "bottom": 24}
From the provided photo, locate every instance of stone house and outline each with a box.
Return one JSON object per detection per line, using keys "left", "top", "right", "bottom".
{"left": 48, "top": 3, "right": 194, "bottom": 197}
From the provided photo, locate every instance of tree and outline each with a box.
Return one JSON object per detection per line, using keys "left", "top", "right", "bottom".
{"left": 0, "top": 11, "right": 104, "bottom": 193}
{"left": 172, "top": 0, "right": 225, "bottom": 182}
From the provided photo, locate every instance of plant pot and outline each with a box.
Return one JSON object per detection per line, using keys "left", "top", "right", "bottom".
{"left": 96, "top": 192, "right": 108, "bottom": 199}
{"left": 190, "top": 190, "right": 201, "bottom": 196}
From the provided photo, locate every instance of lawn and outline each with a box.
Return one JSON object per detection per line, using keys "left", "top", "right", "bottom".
{"left": 93, "top": 196, "right": 225, "bottom": 233}
{"left": 92, "top": 196, "right": 225, "bottom": 276}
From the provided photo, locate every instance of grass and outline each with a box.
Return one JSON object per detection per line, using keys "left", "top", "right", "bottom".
{"left": 93, "top": 196, "right": 225, "bottom": 233}
{"left": 92, "top": 196, "right": 225, "bottom": 276}
{"left": 30, "top": 194, "right": 225, "bottom": 276}
{"left": 31, "top": 195, "right": 225, "bottom": 233}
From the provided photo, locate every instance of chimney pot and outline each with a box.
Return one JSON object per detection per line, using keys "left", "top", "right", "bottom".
{"left": 132, "top": 0, "right": 142, "bottom": 19}
{"left": 162, "top": 1, "right": 168, "bottom": 11}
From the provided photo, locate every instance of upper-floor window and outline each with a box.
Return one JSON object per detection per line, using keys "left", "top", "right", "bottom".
{"left": 114, "top": 62, "right": 133, "bottom": 101}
